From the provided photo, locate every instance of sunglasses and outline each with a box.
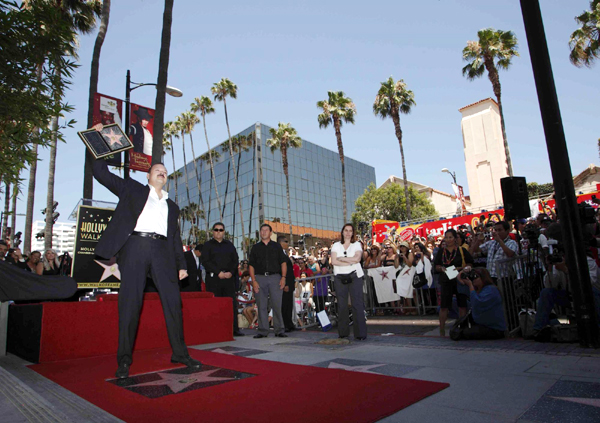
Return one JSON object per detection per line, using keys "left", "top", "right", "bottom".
{"left": 213, "top": 228, "right": 224, "bottom": 232}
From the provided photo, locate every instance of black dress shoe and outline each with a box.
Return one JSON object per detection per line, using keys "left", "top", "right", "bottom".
{"left": 171, "top": 356, "right": 202, "bottom": 369}
{"left": 233, "top": 331, "right": 245, "bottom": 337}
{"left": 253, "top": 334, "right": 267, "bottom": 338}
{"left": 285, "top": 327, "right": 297, "bottom": 332}
{"left": 355, "top": 336, "right": 367, "bottom": 341}
{"left": 275, "top": 333, "right": 288, "bottom": 338}
{"left": 338, "top": 335, "right": 348, "bottom": 339}
{"left": 115, "top": 363, "right": 129, "bottom": 379}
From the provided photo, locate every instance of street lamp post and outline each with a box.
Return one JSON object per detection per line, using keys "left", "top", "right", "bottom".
{"left": 441, "top": 168, "right": 457, "bottom": 185}
{"left": 123, "top": 69, "right": 183, "bottom": 179}
{"left": 442, "top": 168, "right": 463, "bottom": 215}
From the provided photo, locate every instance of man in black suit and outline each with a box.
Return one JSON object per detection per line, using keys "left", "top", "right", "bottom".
{"left": 202, "top": 223, "right": 245, "bottom": 337}
{"left": 277, "top": 235, "right": 296, "bottom": 332}
{"left": 92, "top": 155, "right": 201, "bottom": 379}
{"left": 181, "top": 244, "right": 203, "bottom": 292}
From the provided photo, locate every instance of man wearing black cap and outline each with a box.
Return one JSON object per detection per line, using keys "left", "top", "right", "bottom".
{"left": 92, "top": 149, "right": 200, "bottom": 379}
{"left": 129, "top": 107, "right": 153, "bottom": 155}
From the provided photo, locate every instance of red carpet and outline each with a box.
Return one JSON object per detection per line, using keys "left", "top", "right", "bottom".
{"left": 30, "top": 348, "right": 448, "bottom": 423}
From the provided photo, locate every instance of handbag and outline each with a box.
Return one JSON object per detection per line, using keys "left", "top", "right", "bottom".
{"left": 412, "top": 271, "right": 427, "bottom": 289}
{"left": 450, "top": 310, "right": 472, "bottom": 340}
{"left": 339, "top": 270, "right": 357, "bottom": 285}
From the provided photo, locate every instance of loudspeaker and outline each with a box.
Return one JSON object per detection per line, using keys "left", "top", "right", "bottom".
{"left": 501, "top": 176, "right": 530, "bottom": 220}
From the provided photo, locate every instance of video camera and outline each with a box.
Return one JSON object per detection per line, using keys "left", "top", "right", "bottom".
{"left": 522, "top": 223, "right": 540, "bottom": 249}
{"left": 579, "top": 202, "right": 596, "bottom": 225}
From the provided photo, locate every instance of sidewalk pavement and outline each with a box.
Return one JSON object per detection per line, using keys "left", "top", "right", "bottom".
{"left": 1, "top": 320, "right": 599, "bottom": 423}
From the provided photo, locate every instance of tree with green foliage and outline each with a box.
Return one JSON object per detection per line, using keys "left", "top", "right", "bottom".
{"left": 179, "top": 110, "right": 205, "bottom": 224}
{"left": 266, "top": 122, "right": 303, "bottom": 242}
{"left": 462, "top": 28, "right": 519, "bottom": 177}
{"left": 175, "top": 115, "right": 192, "bottom": 207}
{"left": 351, "top": 183, "right": 437, "bottom": 228}
{"left": 317, "top": 90, "right": 356, "bottom": 223}
{"left": 527, "top": 182, "right": 554, "bottom": 198}
{"left": 569, "top": 0, "right": 600, "bottom": 67}
{"left": 373, "top": 76, "right": 416, "bottom": 220}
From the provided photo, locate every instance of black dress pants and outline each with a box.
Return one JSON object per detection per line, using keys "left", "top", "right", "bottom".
{"left": 281, "top": 287, "right": 295, "bottom": 330}
{"left": 206, "top": 277, "right": 239, "bottom": 332}
{"left": 116, "top": 236, "right": 188, "bottom": 365}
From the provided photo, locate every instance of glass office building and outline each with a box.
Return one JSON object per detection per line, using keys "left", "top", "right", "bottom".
{"left": 167, "top": 122, "right": 376, "bottom": 253}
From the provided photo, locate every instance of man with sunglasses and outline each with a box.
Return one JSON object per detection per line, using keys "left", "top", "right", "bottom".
{"left": 202, "top": 222, "right": 245, "bottom": 336}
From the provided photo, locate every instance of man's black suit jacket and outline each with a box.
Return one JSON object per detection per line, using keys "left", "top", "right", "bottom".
{"left": 92, "top": 159, "right": 186, "bottom": 272}
{"left": 181, "top": 250, "right": 201, "bottom": 291}
{"left": 283, "top": 253, "right": 295, "bottom": 289}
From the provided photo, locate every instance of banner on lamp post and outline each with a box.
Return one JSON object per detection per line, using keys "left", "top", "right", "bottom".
{"left": 128, "top": 103, "right": 154, "bottom": 172}
{"left": 93, "top": 93, "right": 123, "bottom": 167}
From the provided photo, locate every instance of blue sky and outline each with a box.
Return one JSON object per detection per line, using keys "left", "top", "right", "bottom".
{"left": 9, "top": 0, "right": 599, "bottom": 235}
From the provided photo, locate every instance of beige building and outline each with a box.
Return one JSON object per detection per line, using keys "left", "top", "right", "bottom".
{"left": 379, "top": 176, "right": 470, "bottom": 218}
{"left": 573, "top": 164, "right": 600, "bottom": 194}
{"left": 459, "top": 98, "right": 509, "bottom": 210}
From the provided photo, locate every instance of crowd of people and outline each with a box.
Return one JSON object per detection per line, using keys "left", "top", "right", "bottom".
{"left": 0, "top": 242, "right": 72, "bottom": 276}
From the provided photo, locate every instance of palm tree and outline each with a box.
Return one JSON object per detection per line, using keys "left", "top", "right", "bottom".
{"left": 317, "top": 91, "right": 356, "bottom": 223}
{"left": 267, "top": 123, "right": 302, "bottom": 243}
{"left": 211, "top": 78, "right": 246, "bottom": 255}
{"left": 152, "top": 0, "right": 175, "bottom": 165}
{"left": 569, "top": 0, "right": 600, "bottom": 67}
{"left": 2, "top": 182, "right": 9, "bottom": 241}
{"left": 163, "top": 121, "right": 177, "bottom": 200}
{"left": 220, "top": 135, "right": 252, "bottom": 226}
{"left": 373, "top": 77, "right": 416, "bottom": 220}
{"left": 462, "top": 28, "right": 519, "bottom": 177}
{"left": 83, "top": 0, "right": 111, "bottom": 200}
{"left": 175, "top": 115, "right": 192, "bottom": 207}
{"left": 200, "top": 149, "right": 222, "bottom": 228}
{"left": 44, "top": 0, "right": 101, "bottom": 250}
{"left": 179, "top": 110, "right": 205, "bottom": 227}
{"left": 191, "top": 96, "right": 223, "bottom": 222}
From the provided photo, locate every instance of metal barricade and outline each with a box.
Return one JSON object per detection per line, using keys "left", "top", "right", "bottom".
{"left": 496, "top": 254, "right": 544, "bottom": 333}
{"left": 293, "top": 273, "right": 337, "bottom": 330}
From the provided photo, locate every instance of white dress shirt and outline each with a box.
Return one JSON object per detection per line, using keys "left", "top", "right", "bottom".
{"left": 142, "top": 126, "right": 153, "bottom": 156}
{"left": 134, "top": 186, "right": 169, "bottom": 236}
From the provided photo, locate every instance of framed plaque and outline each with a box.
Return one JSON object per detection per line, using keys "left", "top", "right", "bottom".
{"left": 78, "top": 123, "right": 133, "bottom": 160}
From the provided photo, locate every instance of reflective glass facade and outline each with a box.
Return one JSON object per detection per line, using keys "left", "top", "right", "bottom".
{"left": 167, "top": 123, "right": 375, "bottom": 252}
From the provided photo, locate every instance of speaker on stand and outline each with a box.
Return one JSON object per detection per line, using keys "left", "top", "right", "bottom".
{"left": 500, "top": 177, "right": 531, "bottom": 221}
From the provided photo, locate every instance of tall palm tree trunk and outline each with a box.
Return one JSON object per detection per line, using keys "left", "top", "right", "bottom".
{"left": 223, "top": 99, "right": 246, "bottom": 257}
{"left": 24, "top": 65, "right": 44, "bottom": 254}
{"left": 83, "top": 0, "right": 111, "bottom": 199}
{"left": 282, "top": 147, "right": 293, "bottom": 243}
{"left": 392, "top": 112, "right": 412, "bottom": 220}
{"left": 180, "top": 132, "right": 192, "bottom": 205}
{"left": 221, "top": 161, "right": 231, "bottom": 219}
{"left": 2, "top": 182, "right": 9, "bottom": 241}
{"left": 484, "top": 57, "right": 513, "bottom": 177}
{"left": 24, "top": 143, "right": 38, "bottom": 254}
{"left": 10, "top": 182, "right": 18, "bottom": 241}
{"left": 201, "top": 113, "right": 223, "bottom": 222}
{"left": 248, "top": 132, "right": 257, "bottom": 241}
{"left": 188, "top": 133, "right": 205, "bottom": 227}
{"left": 333, "top": 118, "right": 347, "bottom": 223}
{"left": 44, "top": 116, "right": 59, "bottom": 250}
{"left": 169, "top": 136, "right": 179, "bottom": 203}
{"left": 152, "top": 0, "right": 174, "bottom": 164}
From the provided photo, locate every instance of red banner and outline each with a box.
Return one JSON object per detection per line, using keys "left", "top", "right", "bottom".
{"left": 128, "top": 103, "right": 154, "bottom": 172}
{"left": 372, "top": 190, "right": 600, "bottom": 244}
{"left": 93, "top": 93, "right": 123, "bottom": 166}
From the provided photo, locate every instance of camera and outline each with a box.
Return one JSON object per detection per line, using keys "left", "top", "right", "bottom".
{"left": 522, "top": 223, "right": 540, "bottom": 248}
{"left": 415, "top": 253, "right": 422, "bottom": 259}
{"left": 459, "top": 270, "right": 479, "bottom": 280}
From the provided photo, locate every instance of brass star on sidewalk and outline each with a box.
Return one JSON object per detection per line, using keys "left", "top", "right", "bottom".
{"left": 129, "top": 369, "right": 236, "bottom": 394}
{"left": 94, "top": 258, "right": 121, "bottom": 281}
{"left": 328, "top": 362, "right": 386, "bottom": 374}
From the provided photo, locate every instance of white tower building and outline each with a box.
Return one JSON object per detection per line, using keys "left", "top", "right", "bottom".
{"left": 31, "top": 221, "right": 76, "bottom": 255}
{"left": 459, "top": 98, "right": 509, "bottom": 210}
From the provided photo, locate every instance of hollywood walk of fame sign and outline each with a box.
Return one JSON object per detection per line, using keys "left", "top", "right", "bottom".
{"left": 78, "top": 123, "right": 132, "bottom": 160}
{"left": 72, "top": 205, "right": 120, "bottom": 288}
{"left": 107, "top": 364, "right": 256, "bottom": 399}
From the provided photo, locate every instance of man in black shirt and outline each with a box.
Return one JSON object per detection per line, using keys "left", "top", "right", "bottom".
{"left": 202, "top": 222, "right": 244, "bottom": 337}
{"left": 249, "top": 224, "right": 288, "bottom": 338}
{"left": 277, "top": 235, "right": 296, "bottom": 332}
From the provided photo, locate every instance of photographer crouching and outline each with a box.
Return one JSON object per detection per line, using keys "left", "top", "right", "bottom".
{"left": 451, "top": 267, "right": 507, "bottom": 340}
